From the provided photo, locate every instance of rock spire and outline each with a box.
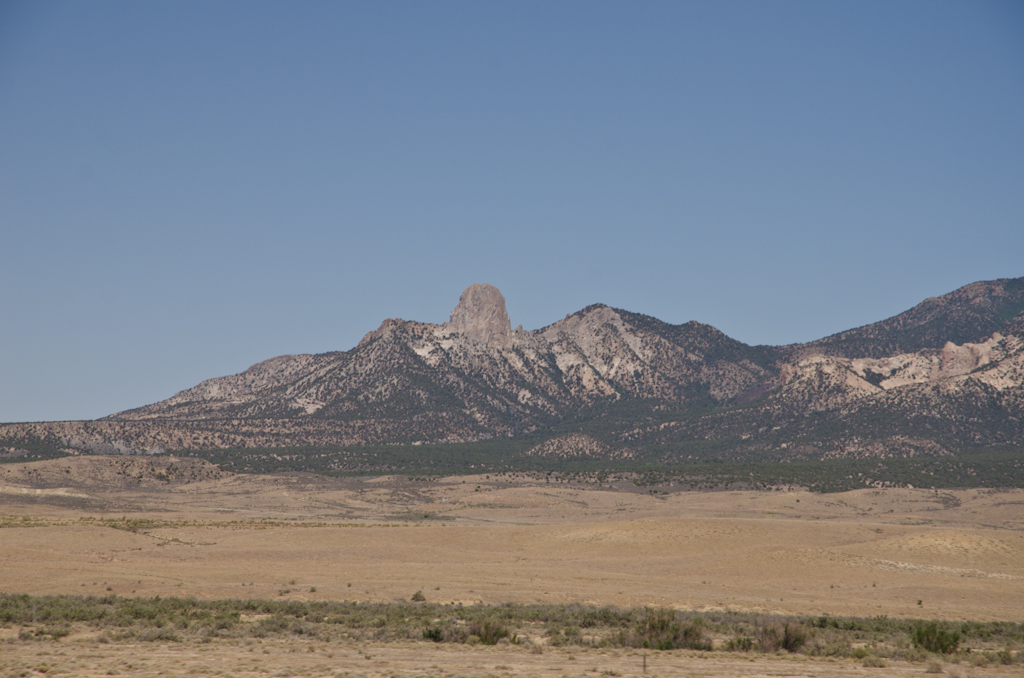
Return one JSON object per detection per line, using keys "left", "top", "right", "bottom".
{"left": 448, "top": 283, "right": 512, "bottom": 348}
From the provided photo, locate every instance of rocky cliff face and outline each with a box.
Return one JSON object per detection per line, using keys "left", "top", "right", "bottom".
{"left": 4, "top": 277, "right": 1023, "bottom": 461}
{"left": 766, "top": 332, "right": 1024, "bottom": 415}
{"left": 446, "top": 283, "right": 513, "bottom": 348}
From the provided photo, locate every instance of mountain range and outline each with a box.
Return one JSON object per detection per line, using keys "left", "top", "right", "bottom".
{"left": 3, "top": 277, "right": 1023, "bottom": 465}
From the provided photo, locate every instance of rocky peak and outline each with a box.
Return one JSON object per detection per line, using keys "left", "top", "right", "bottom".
{"left": 447, "top": 283, "right": 512, "bottom": 348}
{"left": 357, "top": 318, "right": 406, "bottom": 347}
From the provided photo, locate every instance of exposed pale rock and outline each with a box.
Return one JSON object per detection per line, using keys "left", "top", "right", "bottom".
{"left": 525, "top": 434, "right": 631, "bottom": 459}
{"left": 447, "top": 283, "right": 512, "bottom": 348}
{"left": 850, "top": 332, "right": 1021, "bottom": 390}
{"left": 358, "top": 318, "right": 405, "bottom": 347}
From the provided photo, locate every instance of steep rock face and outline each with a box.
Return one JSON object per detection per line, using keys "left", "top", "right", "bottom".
{"left": 767, "top": 332, "right": 1024, "bottom": 417}
{"left": 447, "top": 283, "right": 512, "bottom": 348}
{"left": 852, "top": 333, "right": 1023, "bottom": 390}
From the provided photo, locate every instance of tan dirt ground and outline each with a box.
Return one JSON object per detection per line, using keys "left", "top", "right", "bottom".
{"left": 0, "top": 637, "right": 1019, "bottom": 678}
{"left": 1, "top": 456, "right": 1022, "bottom": 677}
{"left": 1, "top": 457, "right": 1022, "bottom": 620}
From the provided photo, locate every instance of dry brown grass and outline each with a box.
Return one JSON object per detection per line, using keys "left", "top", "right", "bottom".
{"left": 1, "top": 637, "right": 1021, "bottom": 678}
{"left": 3, "top": 458, "right": 1023, "bottom": 620}
{"left": 2, "top": 456, "right": 1023, "bottom": 676}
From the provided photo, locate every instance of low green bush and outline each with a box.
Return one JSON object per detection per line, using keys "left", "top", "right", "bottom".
{"left": 913, "top": 622, "right": 960, "bottom": 654}
{"left": 724, "top": 636, "right": 753, "bottom": 651}
{"left": 627, "top": 609, "right": 711, "bottom": 651}
{"left": 1, "top": 593, "right": 1019, "bottom": 655}
{"left": 756, "top": 622, "right": 808, "bottom": 653}
{"left": 467, "top": 620, "right": 509, "bottom": 645}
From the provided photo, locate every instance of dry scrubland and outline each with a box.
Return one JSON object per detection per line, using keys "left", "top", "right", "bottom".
{"left": 1, "top": 455, "right": 1023, "bottom": 677}
{"left": 3, "top": 639, "right": 1022, "bottom": 678}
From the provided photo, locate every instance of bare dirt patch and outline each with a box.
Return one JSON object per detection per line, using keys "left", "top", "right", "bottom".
{"left": 2, "top": 637, "right": 1021, "bottom": 678}
{"left": 2, "top": 457, "right": 1023, "bottom": 677}
{"left": 2, "top": 457, "right": 1022, "bottom": 622}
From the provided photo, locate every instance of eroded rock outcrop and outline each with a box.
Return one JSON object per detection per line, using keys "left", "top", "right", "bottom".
{"left": 447, "top": 283, "right": 512, "bottom": 348}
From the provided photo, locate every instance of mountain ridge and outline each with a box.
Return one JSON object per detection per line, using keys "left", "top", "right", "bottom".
{"left": 795, "top": 277, "right": 1024, "bottom": 359}
{"left": 3, "top": 276, "right": 1023, "bottom": 465}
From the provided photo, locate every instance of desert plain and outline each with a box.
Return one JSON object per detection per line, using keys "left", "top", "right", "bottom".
{"left": 1, "top": 455, "right": 1022, "bottom": 677}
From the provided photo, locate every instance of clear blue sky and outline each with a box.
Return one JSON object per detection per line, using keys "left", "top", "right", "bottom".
{"left": 2, "top": 1, "right": 1022, "bottom": 422}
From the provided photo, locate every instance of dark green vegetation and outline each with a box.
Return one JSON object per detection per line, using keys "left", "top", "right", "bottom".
{"left": 4, "top": 429, "right": 1024, "bottom": 493}
{"left": 183, "top": 444, "right": 1024, "bottom": 493}
{"left": 1, "top": 595, "right": 1021, "bottom": 663}
{"left": 913, "top": 621, "right": 962, "bottom": 654}
{"left": 0, "top": 433, "right": 68, "bottom": 462}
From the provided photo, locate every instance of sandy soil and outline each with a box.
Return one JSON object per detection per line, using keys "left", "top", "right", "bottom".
{"left": 1, "top": 636, "right": 1019, "bottom": 678}
{"left": 3, "top": 457, "right": 1023, "bottom": 676}
{"left": 1, "top": 457, "right": 1022, "bottom": 623}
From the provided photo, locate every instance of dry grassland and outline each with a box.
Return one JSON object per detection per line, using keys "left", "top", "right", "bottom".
{"left": 1, "top": 456, "right": 1023, "bottom": 677}
{"left": 2, "top": 637, "right": 1021, "bottom": 678}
